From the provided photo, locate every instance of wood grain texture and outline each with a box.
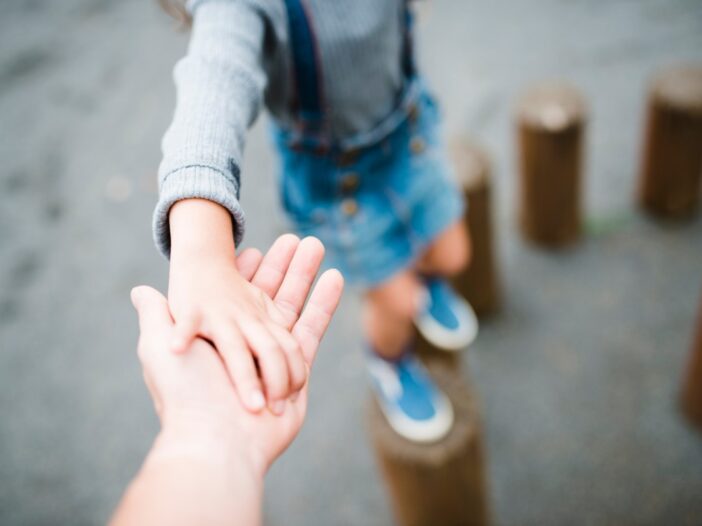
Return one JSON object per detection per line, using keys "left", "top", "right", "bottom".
{"left": 639, "top": 66, "right": 702, "bottom": 219}
{"left": 516, "top": 82, "right": 586, "bottom": 247}
{"left": 681, "top": 290, "right": 702, "bottom": 430}
{"left": 450, "top": 139, "right": 501, "bottom": 317}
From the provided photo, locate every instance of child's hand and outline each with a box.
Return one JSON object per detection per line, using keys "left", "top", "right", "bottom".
{"left": 167, "top": 200, "right": 325, "bottom": 415}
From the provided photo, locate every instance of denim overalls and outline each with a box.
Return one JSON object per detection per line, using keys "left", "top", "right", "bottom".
{"left": 274, "top": 0, "right": 465, "bottom": 287}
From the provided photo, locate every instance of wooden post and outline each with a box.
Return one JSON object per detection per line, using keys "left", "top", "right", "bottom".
{"left": 638, "top": 65, "right": 702, "bottom": 219}
{"left": 681, "top": 290, "right": 702, "bottom": 430}
{"left": 450, "top": 138, "right": 501, "bottom": 317}
{"left": 516, "top": 82, "right": 586, "bottom": 247}
{"left": 367, "top": 366, "right": 490, "bottom": 526}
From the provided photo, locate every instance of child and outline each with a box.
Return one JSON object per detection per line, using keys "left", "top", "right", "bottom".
{"left": 156, "top": 0, "right": 478, "bottom": 442}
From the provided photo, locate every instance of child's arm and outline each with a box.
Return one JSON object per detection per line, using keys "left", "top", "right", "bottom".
{"left": 153, "top": 2, "right": 299, "bottom": 413}
{"left": 168, "top": 199, "right": 307, "bottom": 415}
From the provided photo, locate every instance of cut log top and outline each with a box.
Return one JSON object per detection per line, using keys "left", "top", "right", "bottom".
{"left": 517, "top": 81, "right": 587, "bottom": 131}
{"left": 367, "top": 369, "right": 480, "bottom": 467}
{"left": 651, "top": 65, "right": 702, "bottom": 114}
{"left": 450, "top": 138, "right": 490, "bottom": 191}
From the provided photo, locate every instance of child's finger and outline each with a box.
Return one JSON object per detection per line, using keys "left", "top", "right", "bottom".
{"left": 250, "top": 234, "right": 300, "bottom": 298}
{"left": 214, "top": 329, "right": 266, "bottom": 412}
{"left": 171, "top": 312, "right": 201, "bottom": 354}
{"left": 273, "top": 236, "right": 326, "bottom": 329}
{"left": 239, "top": 318, "right": 290, "bottom": 412}
{"left": 266, "top": 321, "right": 307, "bottom": 393}
{"left": 292, "top": 269, "right": 344, "bottom": 365}
{"left": 236, "top": 247, "right": 264, "bottom": 281}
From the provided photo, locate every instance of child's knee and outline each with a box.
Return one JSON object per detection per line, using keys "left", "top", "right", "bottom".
{"left": 437, "top": 237, "right": 471, "bottom": 276}
{"left": 364, "top": 271, "right": 422, "bottom": 321}
{"left": 425, "top": 223, "right": 472, "bottom": 277}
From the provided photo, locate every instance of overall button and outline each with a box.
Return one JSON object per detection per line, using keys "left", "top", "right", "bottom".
{"left": 341, "top": 198, "right": 359, "bottom": 216}
{"left": 408, "top": 103, "right": 420, "bottom": 123}
{"left": 340, "top": 172, "right": 360, "bottom": 194}
{"left": 338, "top": 149, "right": 360, "bottom": 167}
{"left": 410, "top": 136, "right": 426, "bottom": 155}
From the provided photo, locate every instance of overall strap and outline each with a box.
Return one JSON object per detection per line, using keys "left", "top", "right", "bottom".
{"left": 283, "top": 0, "right": 326, "bottom": 138}
{"left": 402, "top": 0, "right": 416, "bottom": 80}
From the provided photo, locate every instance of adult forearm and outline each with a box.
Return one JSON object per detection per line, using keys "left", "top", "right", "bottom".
{"left": 110, "top": 425, "right": 263, "bottom": 526}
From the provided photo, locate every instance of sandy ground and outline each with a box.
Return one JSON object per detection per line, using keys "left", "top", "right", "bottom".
{"left": 1, "top": 0, "right": 702, "bottom": 524}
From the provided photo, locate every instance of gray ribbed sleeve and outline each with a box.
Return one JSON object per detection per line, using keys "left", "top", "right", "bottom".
{"left": 154, "top": 0, "right": 278, "bottom": 257}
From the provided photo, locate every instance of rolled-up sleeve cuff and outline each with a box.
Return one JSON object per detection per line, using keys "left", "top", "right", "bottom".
{"left": 152, "top": 165, "right": 246, "bottom": 259}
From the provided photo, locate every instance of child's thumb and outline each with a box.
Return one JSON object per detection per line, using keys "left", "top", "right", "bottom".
{"left": 171, "top": 313, "right": 200, "bottom": 354}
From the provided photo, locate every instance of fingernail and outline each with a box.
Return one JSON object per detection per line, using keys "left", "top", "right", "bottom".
{"left": 271, "top": 400, "right": 285, "bottom": 415}
{"left": 250, "top": 390, "right": 265, "bottom": 410}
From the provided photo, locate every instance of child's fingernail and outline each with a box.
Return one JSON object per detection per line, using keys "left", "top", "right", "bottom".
{"left": 250, "top": 390, "right": 265, "bottom": 410}
{"left": 271, "top": 400, "right": 285, "bottom": 415}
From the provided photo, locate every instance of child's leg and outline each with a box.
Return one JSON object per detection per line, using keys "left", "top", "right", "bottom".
{"left": 412, "top": 219, "right": 478, "bottom": 351}
{"left": 362, "top": 269, "right": 422, "bottom": 359}
{"left": 416, "top": 219, "right": 471, "bottom": 277}
{"left": 363, "top": 267, "right": 455, "bottom": 443}
{"left": 363, "top": 220, "right": 471, "bottom": 357}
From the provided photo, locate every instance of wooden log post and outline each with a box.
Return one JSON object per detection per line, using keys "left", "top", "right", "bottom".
{"left": 450, "top": 138, "right": 501, "bottom": 318}
{"left": 516, "top": 82, "right": 586, "bottom": 247}
{"left": 367, "top": 366, "right": 491, "bottom": 526}
{"left": 638, "top": 65, "right": 702, "bottom": 219}
{"left": 681, "top": 290, "right": 702, "bottom": 430}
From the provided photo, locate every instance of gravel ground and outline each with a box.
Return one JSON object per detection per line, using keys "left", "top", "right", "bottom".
{"left": 1, "top": 1, "right": 701, "bottom": 524}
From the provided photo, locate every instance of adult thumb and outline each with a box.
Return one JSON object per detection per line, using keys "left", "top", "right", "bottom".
{"left": 130, "top": 286, "right": 173, "bottom": 335}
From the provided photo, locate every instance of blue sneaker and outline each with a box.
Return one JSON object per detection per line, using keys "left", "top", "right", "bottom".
{"left": 414, "top": 278, "right": 478, "bottom": 351}
{"left": 367, "top": 348, "right": 453, "bottom": 442}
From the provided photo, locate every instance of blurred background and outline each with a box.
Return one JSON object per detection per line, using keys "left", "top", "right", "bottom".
{"left": 1, "top": 0, "right": 701, "bottom": 524}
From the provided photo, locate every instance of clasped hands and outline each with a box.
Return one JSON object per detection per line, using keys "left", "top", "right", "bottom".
{"left": 111, "top": 235, "right": 343, "bottom": 526}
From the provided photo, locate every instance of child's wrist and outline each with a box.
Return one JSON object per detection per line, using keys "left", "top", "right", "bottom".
{"left": 169, "top": 198, "right": 237, "bottom": 263}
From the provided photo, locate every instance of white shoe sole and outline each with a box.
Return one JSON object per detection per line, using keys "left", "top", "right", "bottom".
{"left": 367, "top": 354, "right": 455, "bottom": 443}
{"left": 415, "top": 296, "right": 479, "bottom": 352}
{"left": 376, "top": 389, "right": 454, "bottom": 443}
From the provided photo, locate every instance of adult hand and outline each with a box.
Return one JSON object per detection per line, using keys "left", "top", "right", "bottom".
{"left": 112, "top": 236, "right": 343, "bottom": 526}
{"left": 132, "top": 235, "right": 344, "bottom": 477}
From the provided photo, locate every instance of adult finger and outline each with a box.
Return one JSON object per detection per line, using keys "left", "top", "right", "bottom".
{"left": 266, "top": 321, "right": 307, "bottom": 393}
{"left": 250, "top": 234, "right": 300, "bottom": 298}
{"left": 273, "top": 236, "right": 325, "bottom": 329}
{"left": 292, "top": 269, "right": 344, "bottom": 365}
{"left": 236, "top": 247, "right": 264, "bottom": 281}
